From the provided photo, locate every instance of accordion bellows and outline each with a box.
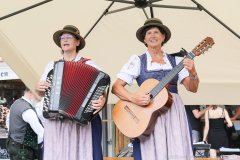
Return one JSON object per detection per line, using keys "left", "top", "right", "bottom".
{"left": 43, "top": 61, "right": 110, "bottom": 124}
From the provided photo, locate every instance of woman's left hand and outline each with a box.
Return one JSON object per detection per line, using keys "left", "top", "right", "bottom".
{"left": 91, "top": 95, "right": 106, "bottom": 114}
{"left": 183, "top": 58, "right": 197, "bottom": 75}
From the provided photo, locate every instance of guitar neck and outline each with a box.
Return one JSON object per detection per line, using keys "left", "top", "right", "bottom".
{"left": 150, "top": 52, "right": 195, "bottom": 98}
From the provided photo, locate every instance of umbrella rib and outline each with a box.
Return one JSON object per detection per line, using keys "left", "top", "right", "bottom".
{"left": 191, "top": 0, "right": 240, "bottom": 39}
{"left": 106, "top": 0, "right": 135, "bottom": 5}
{"left": 0, "top": 0, "right": 53, "bottom": 21}
{"left": 142, "top": 9, "right": 149, "bottom": 19}
{"left": 86, "top": 0, "right": 240, "bottom": 40}
{"left": 149, "top": 0, "right": 163, "bottom": 3}
{"left": 149, "top": 4, "right": 200, "bottom": 10}
{"left": 84, "top": 1, "right": 115, "bottom": 39}
{"left": 106, "top": 5, "right": 136, "bottom": 15}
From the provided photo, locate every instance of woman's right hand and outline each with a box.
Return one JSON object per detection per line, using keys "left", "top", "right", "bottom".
{"left": 130, "top": 93, "right": 151, "bottom": 106}
{"left": 35, "top": 80, "right": 50, "bottom": 92}
{"left": 227, "top": 123, "right": 233, "bottom": 128}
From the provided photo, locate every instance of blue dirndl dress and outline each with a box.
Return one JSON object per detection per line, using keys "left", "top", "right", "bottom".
{"left": 133, "top": 53, "right": 179, "bottom": 160}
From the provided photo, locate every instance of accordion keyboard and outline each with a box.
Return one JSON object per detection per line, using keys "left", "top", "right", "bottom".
{"left": 84, "top": 85, "right": 107, "bottom": 113}
{"left": 43, "top": 70, "right": 54, "bottom": 118}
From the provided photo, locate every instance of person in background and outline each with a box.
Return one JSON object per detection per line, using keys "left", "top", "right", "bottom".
{"left": 0, "top": 103, "right": 10, "bottom": 129}
{"left": 35, "top": 25, "right": 107, "bottom": 160}
{"left": 230, "top": 106, "right": 240, "bottom": 121}
{"left": 112, "top": 18, "right": 199, "bottom": 160}
{"left": 6, "top": 87, "right": 44, "bottom": 160}
{"left": 203, "top": 105, "right": 233, "bottom": 158}
{"left": 185, "top": 105, "right": 211, "bottom": 143}
{"left": 226, "top": 105, "right": 240, "bottom": 147}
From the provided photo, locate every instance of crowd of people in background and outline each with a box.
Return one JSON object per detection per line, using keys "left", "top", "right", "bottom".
{"left": 185, "top": 105, "right": 240, "bottom": 158}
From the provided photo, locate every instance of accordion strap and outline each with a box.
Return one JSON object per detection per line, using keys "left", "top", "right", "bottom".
{"left": 58, "top": 57, "right": 90, "bottom": 63}
{"left": 77, "top": 57, "right": 90, "bottom": 63}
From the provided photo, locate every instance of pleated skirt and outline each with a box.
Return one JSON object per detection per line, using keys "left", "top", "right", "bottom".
{"left": 43, "top": 115, "right": 103, "bottom": 160}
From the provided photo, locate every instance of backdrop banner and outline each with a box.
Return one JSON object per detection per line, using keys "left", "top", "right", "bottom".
{"left": 0, "top": 62, "right": 18, "bottom": 80}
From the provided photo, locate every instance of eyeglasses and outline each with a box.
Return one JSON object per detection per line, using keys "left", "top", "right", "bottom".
{"left": 59, "top": 34, "right": 75, "bottom": 40}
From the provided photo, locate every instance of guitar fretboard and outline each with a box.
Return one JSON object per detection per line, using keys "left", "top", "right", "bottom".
{"left": 150, "top": 51, "right": 195, "bottom": 98}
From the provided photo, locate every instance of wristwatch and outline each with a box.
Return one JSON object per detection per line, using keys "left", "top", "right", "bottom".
{"left": 190, "top": 73, "right": 198, "bottom": 80}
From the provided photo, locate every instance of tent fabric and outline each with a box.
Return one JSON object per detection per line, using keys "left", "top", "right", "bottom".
{"left": 0, "top": 0, "right": 240, "bottom": 104}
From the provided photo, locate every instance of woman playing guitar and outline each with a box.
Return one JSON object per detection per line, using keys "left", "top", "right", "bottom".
{"left": 112, "top": 18, "right": 201, "bottom": 160}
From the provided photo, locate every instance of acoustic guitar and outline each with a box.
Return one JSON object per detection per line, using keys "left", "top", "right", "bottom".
{"left": 112, "top": 37, "right": 215, "bottom": 138}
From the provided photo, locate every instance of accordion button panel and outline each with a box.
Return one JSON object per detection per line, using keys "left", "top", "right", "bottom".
{"left": 84, "top": 85, "right": 107, "bottom": 113}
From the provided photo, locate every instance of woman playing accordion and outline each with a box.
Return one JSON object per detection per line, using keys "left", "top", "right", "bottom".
{"left": 35, "top": 25, "right": 108, "bottom": 160}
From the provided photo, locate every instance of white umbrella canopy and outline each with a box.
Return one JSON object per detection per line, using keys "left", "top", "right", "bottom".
{"left": 0, "top": 0, "right": 239, "bottom": 104}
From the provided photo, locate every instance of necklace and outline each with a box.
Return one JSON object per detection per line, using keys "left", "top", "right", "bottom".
{"left": 63, "top": 57, "right": 75, "bottom": 62}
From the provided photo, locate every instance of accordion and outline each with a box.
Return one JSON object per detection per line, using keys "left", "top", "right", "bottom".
{"left": 43, "top": 60, "right": 110, "bottom": 124}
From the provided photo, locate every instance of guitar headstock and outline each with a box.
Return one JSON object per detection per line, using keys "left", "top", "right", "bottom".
{"left": 192, "top": 37, "right": 215, "bottom": 56}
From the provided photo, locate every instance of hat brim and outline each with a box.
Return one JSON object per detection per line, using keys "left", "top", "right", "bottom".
{"left": 53, "top": 30, "right": 85, "bottom": 51}
{"left": 136, "top": 23, "right": 171, "bottom": 44}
